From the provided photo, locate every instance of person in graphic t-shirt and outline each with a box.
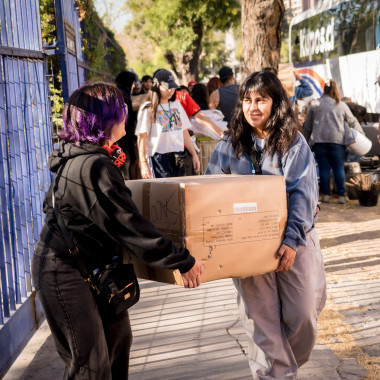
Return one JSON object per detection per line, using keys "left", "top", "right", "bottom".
{"left": 135, "top": 69, "right": 200, "bottom": 178}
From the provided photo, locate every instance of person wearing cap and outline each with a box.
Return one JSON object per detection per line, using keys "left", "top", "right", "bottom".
{"left": 188, "top": 80, "right": 197, "bottom": 91}
{"left": 209, "top": 66, "right": 239, "bottom": 123}
{"left": 375, "top": 75, "right": 380, "bottom": 145}
{"left": 135, "top": 69, "right": 200, "bottom": 178}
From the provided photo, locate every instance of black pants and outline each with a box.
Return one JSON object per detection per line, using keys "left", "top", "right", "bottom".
{"left": 32, "top": 241, "right": 133, "bottom": 380}
{"left": 151, "top": 151, "right": 186, "bottom": 178}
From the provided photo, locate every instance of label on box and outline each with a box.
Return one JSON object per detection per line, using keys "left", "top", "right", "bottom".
{"left": 203, "top": 211, "right": 280, "bottom": 246}
{"left": 233, "top": 202, "right": 258, "bottom": 213}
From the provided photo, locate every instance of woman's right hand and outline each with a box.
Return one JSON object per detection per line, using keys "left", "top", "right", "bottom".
{"left": 139, "top": 161, "right": 152, "bottom": 179}
{"left": 181, "top": 259, "right": 203, "bottom": 288}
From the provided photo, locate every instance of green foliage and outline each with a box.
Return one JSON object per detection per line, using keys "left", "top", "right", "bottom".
{"left": 77, "top": 0, "right": 127, "bottom": 80}
{"left": 40, "top": 0, "right": 127, "bottom": 134}
{"left": 280, "top": 40, "right": 289, "bottom": 63}
{"left": 40, "top": 0, "right": 63, "bottom": 134}
{"left": 200, "top": 31, "right": 231, "bottom": 79}
{"left": 129, "top": 46, "right": 170, "bottom": 79}
{"left": 124, "top": 0, "right": 241, "bottom": 77}
{"left": 280, "top": 9, "right": 292, "bottom": 64}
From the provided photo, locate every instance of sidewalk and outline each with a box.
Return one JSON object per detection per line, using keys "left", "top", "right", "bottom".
{"left": 4, "top": 198, "right": 380, "bottom": 379}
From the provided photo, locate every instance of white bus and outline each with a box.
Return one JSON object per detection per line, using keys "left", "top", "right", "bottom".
{"left": 289, "top": 0, "right": 380, "bottom": 115}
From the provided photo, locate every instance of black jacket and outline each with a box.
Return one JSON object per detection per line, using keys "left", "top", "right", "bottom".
{"left": 39, "top": 142, "right": 195, "bottom": 273}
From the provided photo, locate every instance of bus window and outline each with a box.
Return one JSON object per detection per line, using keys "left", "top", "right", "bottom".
{"left": 290, "top": 0, "right": 379, "bottom": 63}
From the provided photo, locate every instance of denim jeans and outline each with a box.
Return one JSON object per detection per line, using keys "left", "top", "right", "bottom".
{"left": 32, "top": 241, "right": 133, "bottom": 380}
{"left": 313, "top": 143, "right": 346, "bottom": 196}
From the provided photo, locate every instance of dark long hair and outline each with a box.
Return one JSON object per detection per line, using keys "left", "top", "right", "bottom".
{"left": 115, "top": 71, "right": 137, "bottom": 95}
{"left": 191, "top": 83, "right": 209, "bottom": 109}
{"left": 226, "top": 71, "right": 298, "bottom": 158}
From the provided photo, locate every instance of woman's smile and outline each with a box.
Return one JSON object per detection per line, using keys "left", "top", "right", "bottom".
{"left": 242, "top": 92, "right": 273, "bottom": 133}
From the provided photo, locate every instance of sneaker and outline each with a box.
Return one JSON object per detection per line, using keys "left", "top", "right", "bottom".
{"left": 338, "top": 195, "right": 346, "bottom": 204}
{"left": 322, "top": 195, "right": 330, "bottom": 203}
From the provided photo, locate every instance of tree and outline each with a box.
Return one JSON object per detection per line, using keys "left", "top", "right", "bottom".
{"left": 124, "top": 0, "right": 240, "bottom": 83}
{"left": 241, "top": 0, "right": 285, "bottom": 77}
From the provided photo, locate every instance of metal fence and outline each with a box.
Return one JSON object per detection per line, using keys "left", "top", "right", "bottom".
{"left": 0, "top": 0, "right": 122, "bottom": 374}
{"left": 54, "top": 0, "right": 86, "bottom": 102}
{"left": 0, "top": 0, "right": 52, "bottom": 326}
{"left": 0, "top": 0, "right": 63, "bottom": 374}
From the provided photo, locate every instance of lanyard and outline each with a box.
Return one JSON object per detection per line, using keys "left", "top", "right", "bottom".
{"left": 249, "top": 147, "right": 264, "bottom": 175}
{"left": 159, "top": 102, "right": 175, "bottom": 128}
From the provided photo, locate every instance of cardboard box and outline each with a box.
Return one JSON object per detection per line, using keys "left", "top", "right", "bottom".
{"left": 278, "top": 63, "right": 295, "bottom": 97}
{"left": 125, "top": 175, "right": 287, "bottom": 285}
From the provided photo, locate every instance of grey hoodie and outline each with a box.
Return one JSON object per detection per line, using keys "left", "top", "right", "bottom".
{"left": 303, "top": 95, "right": 364, "bottom": 146}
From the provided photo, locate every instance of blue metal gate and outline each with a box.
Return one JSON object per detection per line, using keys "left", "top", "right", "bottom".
{"left": 0, "top": 0, "right": 122, "bottom": 374}
{"left": 53, "top": 0, "right": 87, "bottom": 102}
{"left": 0, "top": 0, "right": 53, "bottom": 374}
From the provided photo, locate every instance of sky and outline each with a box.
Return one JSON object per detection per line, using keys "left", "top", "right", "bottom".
{"left": 93, "top": 1, "right": 131, "bottom": 34}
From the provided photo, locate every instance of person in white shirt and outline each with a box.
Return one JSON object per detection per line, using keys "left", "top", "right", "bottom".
{"left": 135, "top": 69, "right": 200, "bottom": 178}
{"left": 375, "top": 75, "right": 380, "bottom": 145}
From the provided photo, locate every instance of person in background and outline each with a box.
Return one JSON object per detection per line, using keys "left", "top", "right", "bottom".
{"left": 303, "top": 79, "right": 364, "bottom": 204}
{"left": 209, "top": 66, "right": 239, "bottom": 123}
{"left": 176, "top": 88, "right": 224, "bottom": 138}
{"left": 207, "top": 76, "right": 222, "bottom": 99}
{"left": 205, "top": 71, "right": 326, "bottom": 380}
{"left": 341, "top": 97, "right": 367, "bottom": 124}
{"left": 341, "top": 96, "right": 367, "bottom": 163}
{"left": 374, "top": 75, "right": 380, "bottom": 145}
{"left": 179, "top": 85, "right": 191, "bottom": 94}
{"left": 289, "top": 69, "right": 313, "bottom": 106}
{"left": 141, "top": 75, "right": 153, "bottom": 94}
{"left": 188, "top": 80, "right": 197, "bottom": 91}
{"left": 32, "top": 82, "right": 203, "bottom": 380}
{"left": 132, "top": 81, "right": 142, "bottom": 95}
{"left": 176, "top": 86, "right": 225, "bottom": 175}
{"left": 135, "top": 69, "right": 200, "bottom": 178}
{"left": 263, "top": 67, "right": 313, "bottom": 107}
{"left": 190, "top": 83, "right": 209, "bottom": 110}
{"left": 115, "top": 70, "right": 140, "bottom": 179}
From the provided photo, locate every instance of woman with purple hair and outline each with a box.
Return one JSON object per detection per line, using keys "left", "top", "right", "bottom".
{"left": 32, "top": 82, "right": 202, "bottom": 379}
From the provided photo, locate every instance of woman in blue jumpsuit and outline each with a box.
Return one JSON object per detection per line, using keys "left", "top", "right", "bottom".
{"left": 205, "top": 71, "right": 326, "bottom": 380}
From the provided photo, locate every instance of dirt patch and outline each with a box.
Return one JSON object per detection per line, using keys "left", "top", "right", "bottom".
{"left": 317, "top": 195, "right": 380, "bottom": 224}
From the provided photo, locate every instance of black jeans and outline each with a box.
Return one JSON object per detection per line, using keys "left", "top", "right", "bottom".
{"left": 151, "top": 151, "right": 186, "bottom": 178}
{"left": 32, "top": 241, "right": 133, "bottom": 380}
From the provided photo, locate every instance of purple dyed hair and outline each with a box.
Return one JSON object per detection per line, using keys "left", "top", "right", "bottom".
{"left": 59, "top": 82, "right": 127, "bottom": 145}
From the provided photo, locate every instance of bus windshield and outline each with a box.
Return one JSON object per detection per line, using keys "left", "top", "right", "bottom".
{"left": 289, "top": 0, "right": 380, "bottom": 113}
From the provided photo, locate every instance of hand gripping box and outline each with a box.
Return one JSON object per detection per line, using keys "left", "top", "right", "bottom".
{"left": 125, "top": 174, "right": 287, "bottom": 285}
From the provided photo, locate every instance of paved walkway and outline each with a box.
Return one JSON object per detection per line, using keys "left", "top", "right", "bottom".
{"left": 4, "top": 197, "right": 380, "bottom": 379}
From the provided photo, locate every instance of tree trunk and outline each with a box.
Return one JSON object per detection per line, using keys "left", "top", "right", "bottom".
{"left": 165, "top": 19, "right": 203, "bottom": 85}
{"left": 241, "top": 0, "right": 285, "bottom": 78}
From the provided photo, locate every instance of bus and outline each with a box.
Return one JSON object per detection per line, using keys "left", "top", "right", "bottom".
{"left": 289, "top": 0, "right": 380, "bottom": 115}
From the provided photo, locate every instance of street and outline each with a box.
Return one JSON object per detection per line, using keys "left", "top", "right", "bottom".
{"left": 4, "top": 196, "right": 380, "bottom": 380}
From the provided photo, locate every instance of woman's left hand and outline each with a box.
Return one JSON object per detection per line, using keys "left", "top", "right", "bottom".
{"left": 276, "top": 244, "right": 296, "bottom": 272}
{"left": 192, "top": 154, "right": 200, "bottom": 173}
